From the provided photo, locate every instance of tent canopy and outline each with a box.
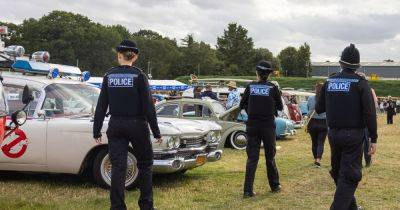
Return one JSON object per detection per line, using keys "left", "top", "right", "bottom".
{"left": 88, "top": 77, "right": 190, "bottom": 91}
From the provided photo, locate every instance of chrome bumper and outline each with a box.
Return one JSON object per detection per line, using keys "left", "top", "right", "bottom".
{"left": 153, "top": 149, "right": 223, "bottom": 174}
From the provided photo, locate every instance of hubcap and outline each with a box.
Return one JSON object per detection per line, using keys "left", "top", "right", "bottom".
{"left": 100, "top": 152, "right": 139, "bottom": 187}
{"left": 232, "top": 132, "right": 247, "bottom": 149}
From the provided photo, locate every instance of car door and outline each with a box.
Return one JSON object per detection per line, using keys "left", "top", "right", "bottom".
{"left": 0, "top": 84, "right": 47, "bottom": 167}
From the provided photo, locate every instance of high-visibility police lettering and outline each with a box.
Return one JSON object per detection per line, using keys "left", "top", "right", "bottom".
{"left": 327, "top": 82, "right": 350, "bottom": 92}
{"left": 250, "top": 85, "right": 270, "bottom": 96}
{"left": 108, "top": 74, "right": 135, "bottom": 87}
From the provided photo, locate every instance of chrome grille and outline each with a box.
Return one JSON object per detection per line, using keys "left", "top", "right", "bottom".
{"left": 180, "top": 136, "right": 206, "bottom": 148}
{"left": 176, "top": 150, "right": 203, "bottom": 159}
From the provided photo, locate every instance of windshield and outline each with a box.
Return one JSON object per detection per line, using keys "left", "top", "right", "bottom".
{"left": 42, "top": 83, "right": 100, "bottom": 117}
{"left": 211, "top": 101, "right": 226, "bottom": 115}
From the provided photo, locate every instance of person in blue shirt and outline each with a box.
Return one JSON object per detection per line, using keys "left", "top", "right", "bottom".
{"left": 200, "top": 84, "right": 218, "bottom": 100}
{"left": 226, "top": 81, "right": 241, "bottom": 109}
{"left": 306, "top": 82, "right": 327, "bottom": 168}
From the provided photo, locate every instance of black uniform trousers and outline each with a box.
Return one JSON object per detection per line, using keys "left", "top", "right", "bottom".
{"left": 244, "top": 125, "right": 280, "bottom": 193}
{"left": 386, "top": 113, "right": 394, "bottom": 124}
{"left": 328, "top": 128, "right": 364, "bottom": 210}
{"left": 363, "top": 129, "right": 371, "bottom": 165}
{"left": 107, "top": 117, "right": 154, "bottom": 210}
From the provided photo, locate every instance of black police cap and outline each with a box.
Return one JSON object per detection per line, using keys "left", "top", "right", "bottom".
{"left": 256, "top": 60, "right": 273, "bottom": 72}
{"left": 116, "top": 39, "right": 139, "bottom": 54}
{"left": 339, "top": 43, "right": 360, "bottom": 70}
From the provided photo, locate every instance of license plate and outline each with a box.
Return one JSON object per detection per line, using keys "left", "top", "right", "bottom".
{"left": 196, "top": 155, "right": 206, "bottom": 166}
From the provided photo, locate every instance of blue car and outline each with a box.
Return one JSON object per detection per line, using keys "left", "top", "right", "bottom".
{"left": 237, "top": 110, "right": 296, "bottom": 139}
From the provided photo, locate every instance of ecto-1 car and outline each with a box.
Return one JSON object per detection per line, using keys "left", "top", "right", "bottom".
{"left": 0, "top": 61, "right": 222, "bottom": 189}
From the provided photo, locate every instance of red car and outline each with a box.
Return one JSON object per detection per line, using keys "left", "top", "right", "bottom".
{"left": 282, "top": 91, "right": 303, "bottom": 127}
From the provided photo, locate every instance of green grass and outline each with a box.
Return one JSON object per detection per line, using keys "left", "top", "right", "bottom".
{"left": 175, "top": 75, "right": 400, "bottom": 97}
{"left": 0, "top": 115, "right": 399, "bottom": 209}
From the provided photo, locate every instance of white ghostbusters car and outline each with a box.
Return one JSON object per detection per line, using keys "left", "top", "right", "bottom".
{"left": 0, "top": 64, "right": 222, "bottom": 189}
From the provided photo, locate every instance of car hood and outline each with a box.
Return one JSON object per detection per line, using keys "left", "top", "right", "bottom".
{"left": 218, "top": 105, "right": 241, "bottom": 121}
{"left": 158, "top": 117, "right": 221, "bottom": 136}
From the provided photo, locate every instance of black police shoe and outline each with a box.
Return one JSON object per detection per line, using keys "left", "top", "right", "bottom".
{"left": 365, "top": 160, "right": 372, "bottom": 168}
{"left": 271, "top": 185, "right": 282, "bottom": 193}
{"left": 243, "top": 191, "right": 256, "bottom": 198}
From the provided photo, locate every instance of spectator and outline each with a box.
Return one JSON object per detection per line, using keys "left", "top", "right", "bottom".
{"left": 200, "top": 84, "right": 218, "bottom": 100}
{"left": 193, "top": 86, "right": 202, "bottom": 99}
{"left": 379, "top": 100, "right": 385, "bottom": 114}
{"left": 226, "top": 81, "right": 241, "bottom": 109}
{"left": 386, "top": 96, "right": 396, "bottom": 124}
{"left": 306, "top": 82, "right": 327, "bottom": 167}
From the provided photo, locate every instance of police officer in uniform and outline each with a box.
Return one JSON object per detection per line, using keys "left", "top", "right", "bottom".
{"left": 240, "top": 60, "right": 283, "bottom": 198}
{"left": 315, "top": 44, "right": 377, "bottom": 210}
{"left": 93, "top": 39, "right": 162, "bottom": 210}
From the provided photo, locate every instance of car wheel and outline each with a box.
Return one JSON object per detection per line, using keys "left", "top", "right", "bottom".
{"left": 92, "top": 149, "right": 139, "bottom": 190}
{"left": 230, "top": 131, "right": 247, "bottom": 150}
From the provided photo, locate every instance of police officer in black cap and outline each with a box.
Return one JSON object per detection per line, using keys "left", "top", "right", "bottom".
{"left": 316, "top": 44, "right": 377, "bottom": 210}
{"left": 240, "top": 60, "right": 283, "bottom": 198}
{"left": 93, "top": 39, "right": 162, "bottom": 210}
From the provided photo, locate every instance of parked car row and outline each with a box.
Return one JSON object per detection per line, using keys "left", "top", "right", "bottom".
{"left": 156, "top": 99, "right": 296, "bottom": 150}
{"left": 0, "top": 60, "right": 223, "bottom": 189}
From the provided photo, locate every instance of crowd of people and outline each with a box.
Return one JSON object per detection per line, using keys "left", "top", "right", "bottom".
{"left": 378, "top": 96, "right": 398, "bottom": 124}
{"left": 92, "top": 40, "right": 383, "bottom": 210}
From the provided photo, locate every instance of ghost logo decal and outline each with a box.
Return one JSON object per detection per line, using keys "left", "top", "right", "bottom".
{"left": 1, "top": 128, "right": 28, "bottom": 159}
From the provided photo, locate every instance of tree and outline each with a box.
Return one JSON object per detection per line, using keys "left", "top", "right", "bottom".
{"left": 252, "top": 48, "right": 281, "bottom": 72}
{"left": 278, "top": 46, "right": 298, "bottom": 76}
{"left": 296, "top": 43, "right": 312, "bottom": 77}
{"left": 277, "top": 43, "right": 311, "bottom": 77}
{"left": 133, "top": 30, "right": 182, "bottom": 79}
{"left": 8, "top": 11, "right": 121, "bottom": 75}
{"left": 177, "top": 34, "right": 221, "bottom": 76}
{"left": 216, "top": 23, "right": 254, "bottom": 75}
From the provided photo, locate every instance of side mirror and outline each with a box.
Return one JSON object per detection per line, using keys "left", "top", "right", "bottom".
{"left": 22, "top": 85, "right": 34, "bottom": 104}
{"left": 11, "top": 110, "right": 27, "bottom": 126}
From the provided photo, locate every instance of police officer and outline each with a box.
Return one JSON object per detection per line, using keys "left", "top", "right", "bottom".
{"left": 240, "top": 60, "right": 283, "bottom": 198}
{"left": 315, "top": 44, "right": 377, "bottom": 210}
{"left": 93, "top": 39, "right": 162, "bottom": 210}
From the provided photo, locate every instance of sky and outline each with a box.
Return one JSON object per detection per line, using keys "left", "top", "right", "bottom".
{"left": 1, "top": 0, "right": 399, "bottom": 61}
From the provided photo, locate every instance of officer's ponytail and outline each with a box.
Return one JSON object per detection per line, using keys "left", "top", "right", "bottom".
{"left": 121, "top": 51, "right": 135, "bottom": 61}
{"left": 257, "top": 70, "right": 269, "bottom": 82}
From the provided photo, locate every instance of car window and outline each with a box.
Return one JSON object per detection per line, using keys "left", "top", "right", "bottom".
{"left": 156, "top": 104, "right": 179, "bottom": 117}
{"left": 4, "top": 85, "right": 40, "bottom": 117}
{"left": 42, "top": 84, "right": 99, "bottom": 117}
{"left": 182, "top": 104, "right": 212, "bottom": 118}
{"left": 0, "top": 83, "right": 8, "bottom": 117}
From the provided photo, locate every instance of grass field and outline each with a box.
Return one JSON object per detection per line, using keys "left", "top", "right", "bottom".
{"left": 175, "top": 75, "right": 400, "bottom": 97}
{"left": 0, "top": 115, "right": 399, "bottom": 210}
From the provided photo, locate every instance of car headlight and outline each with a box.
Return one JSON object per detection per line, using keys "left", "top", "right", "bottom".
{"left": 207, "top": 131, "right": 221, "bottom": 143}
{"left": 165, "top": 136, "right": 180, "bottom": 149}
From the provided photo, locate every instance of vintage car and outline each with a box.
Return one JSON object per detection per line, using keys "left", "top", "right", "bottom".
{"left": 0, "top": 76, "right": 7, "bottom": 143}
{"left": 156, "top": 98, "right": 296, "bottom": 150}
{"left": 0, "top": 64, "right": 223, "bottom": 189}
{"left": 282, "top": 89, "right": 315, "bottom": 116}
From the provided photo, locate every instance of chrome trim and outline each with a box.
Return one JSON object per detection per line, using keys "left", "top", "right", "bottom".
{"left": 207, "top": 150, "right": 223, "bottom": 162}
{"left": 153, "top": 154, "right": 208, "bottom": 174}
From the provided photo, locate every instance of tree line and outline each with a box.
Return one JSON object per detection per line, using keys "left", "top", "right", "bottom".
{"left": 1, "top": 10, "right": 311, "bottom": 78}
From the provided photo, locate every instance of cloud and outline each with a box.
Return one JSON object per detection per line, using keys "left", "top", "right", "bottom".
{"left": 0, "top": 0, "right": 399, "bottom": 61}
